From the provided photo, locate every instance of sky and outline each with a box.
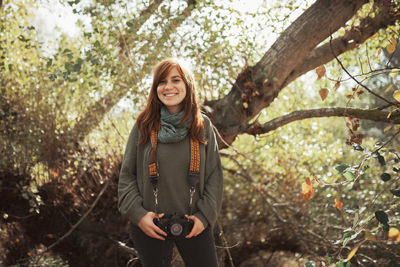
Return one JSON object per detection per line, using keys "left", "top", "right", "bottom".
{"left": 28, "top": 0, "right": 285, "bottom": 54}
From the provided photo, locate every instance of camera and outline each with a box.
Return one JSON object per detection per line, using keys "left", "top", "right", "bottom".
{"left": 153, "top": 214, "right": 194, "bottom": 237}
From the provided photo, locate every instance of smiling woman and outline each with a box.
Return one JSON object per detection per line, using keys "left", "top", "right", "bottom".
{"left": 156, "top": 67, "right": 187, "bottom": 114}
{"left": 118, "top": 58, "right": 223, "bottom": 267}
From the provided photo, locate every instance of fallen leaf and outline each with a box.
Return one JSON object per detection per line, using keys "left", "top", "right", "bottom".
{"left": 377, "top": 48, "right": 382, "bottom": 56}
{"left": 346, "top": 240, "right": 366, "bottom": 261}
{"left": 243, "top": 102, "right": 248, "bottom": 109}
{"left": 319, "top": 88, "right": 329, "bottom": 101}
{"left": 316, "top": 65, "right": 326, "bottom": 80}
{"left": 335, "top": 198, "right": 343, "bottom": 211}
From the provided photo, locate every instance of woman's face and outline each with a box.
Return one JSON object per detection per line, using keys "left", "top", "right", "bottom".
{"left": 157, "top": 67, "right": 187, "bottom": 114}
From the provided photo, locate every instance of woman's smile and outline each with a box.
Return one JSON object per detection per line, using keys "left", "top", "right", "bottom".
{"left": 157, "top": 67, "right": 187, "bottom": 114}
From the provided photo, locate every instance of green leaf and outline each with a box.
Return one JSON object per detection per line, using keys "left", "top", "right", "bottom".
{"left": 336, "top": 259, "right": 344, "bottom": 267}
{"left": 343, "top": 171, "right": 354, "bottom": 181}
{"left": 362, "top": 165, "right": 370, "bottom": 171}
{"left": 49, "top": 74, "right": 57, "bottom": 81}
{"left": 126, "top": 20, "right": 134, "bottom": 27}
{"left": 382, "top": 223, "right": 390, "bottom": 233}
{"left": 390, "top": 189, "right": 400, "bottom": 197}
{"left": 380, "top": 173, "right": 391, "bottom": 182}
{"left": 326, "top": 253, "right": 332, "bottom": 263}
{"left": 335, "top": 164, "right": 350, "bottom": 173}
{"left": 375, "top": 210, "right": 388, "bottom": 224}
{"left": 304, "top": 261, "right": 315, "bottom": 267}
{"left": 377, "top": 153, "right": 386, "bottom": 166}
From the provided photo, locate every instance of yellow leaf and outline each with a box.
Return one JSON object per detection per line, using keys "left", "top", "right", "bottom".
{"left": 390, "top": 69, "right": 399, "bottom": 79}
{"left": 393, "top": 90, "right": 400, "bottom": 102}
{"left": 377, "top": 48, "right": 382, "bottom": 56}
{"left": 335, "top": 198, "right": 343, "bottom": 211}
{"left": 384, "top": 125, "right": 392, "bottom": 132}
{"left": 388, "top": 227, "right": 400, "bottom": 241}
{"left": 346, "top": 240, "right": 366, "bottom": 261}
{"left": 390, "top": 37, "right": 398, "bottom": 47}
{"left": 243, "top": 102, "right": 248, "bottom": 109}
{"left": 370, "top": 32, "right": 379, "bottom": 39}
{"left": 319, "top": 88, "right": 329, "bottom": 101}
{"left": 387, "top": 43, "right": 396, "bottom": 54}
{"left": 316, "top": 65, "right": 326, "bottom": 80}
{"left": 385, "top": 84, "right": 393, "bottom": 93}
{"left": 387, "top": 112, "right": 392, "bottom": 119}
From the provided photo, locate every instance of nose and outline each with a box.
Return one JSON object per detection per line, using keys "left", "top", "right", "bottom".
{"left": 164, "top": 81, "right": 173, "bottom": 90}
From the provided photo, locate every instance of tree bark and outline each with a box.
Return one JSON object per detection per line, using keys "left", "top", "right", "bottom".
{"left": 203, "top": 0, "right": 400, "bottom": 148}
{"left": 243, "top": 107, "right": 400, "bottom": 135}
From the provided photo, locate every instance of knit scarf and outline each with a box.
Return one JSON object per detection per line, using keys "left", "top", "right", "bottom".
{"left": 158, "top": 106, "right": 190, "bottom": 143}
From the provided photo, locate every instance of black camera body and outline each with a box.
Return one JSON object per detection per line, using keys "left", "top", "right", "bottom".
{"left": 153, "top": 214, "right": 194, "bottom": 237}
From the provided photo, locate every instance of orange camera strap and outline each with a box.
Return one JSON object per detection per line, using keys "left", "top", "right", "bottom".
{"left": 149, "top": 129, "right": 200, "bottom": 215}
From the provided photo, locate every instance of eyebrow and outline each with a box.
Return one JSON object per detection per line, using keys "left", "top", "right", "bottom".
{"left": 171, "top": 75, "right": 181, "bottom": 79}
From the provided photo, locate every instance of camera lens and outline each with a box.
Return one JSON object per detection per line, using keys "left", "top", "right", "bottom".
{"left": 170, "top": 223, "right": 183, "bottom": 236}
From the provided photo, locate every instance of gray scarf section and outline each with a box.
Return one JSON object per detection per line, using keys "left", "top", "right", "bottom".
{"left": 158, "top": 106, "right": 190, "bottom": 143}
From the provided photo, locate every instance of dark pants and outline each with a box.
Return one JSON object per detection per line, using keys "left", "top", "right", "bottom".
{"left": 130, "top": 223, "right": 219, "bottom": 267}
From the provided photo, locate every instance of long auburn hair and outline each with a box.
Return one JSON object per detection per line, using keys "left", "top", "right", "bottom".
{"left": 137, "top": 58, "right": 206, "bottom": 145}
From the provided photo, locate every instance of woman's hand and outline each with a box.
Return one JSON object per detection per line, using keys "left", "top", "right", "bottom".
{"left": 184, "top": 215, "right": 205, "bottom": 238}
{"left": 137, "top": 212, "right": 167, "bottom": 240}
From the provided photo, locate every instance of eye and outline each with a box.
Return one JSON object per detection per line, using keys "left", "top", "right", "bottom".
{"left": 159, "top": 80, "right": 166, "bottom": 85}
{"left": 173, "top": 79, "right": 181, "bottom": 82}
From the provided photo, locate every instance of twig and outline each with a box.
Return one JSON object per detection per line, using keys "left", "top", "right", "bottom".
{"left": 329, "top": 35, "right": 397, "bottom": 107}
{"left": 19, "top": 179, "right": 110, "bottom": 263}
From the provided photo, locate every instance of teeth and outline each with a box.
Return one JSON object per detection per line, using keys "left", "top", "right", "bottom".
{"left": 165, "top": 93, "right": 177, "bottom": 96}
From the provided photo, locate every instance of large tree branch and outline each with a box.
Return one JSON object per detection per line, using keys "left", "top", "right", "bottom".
{"left": 282, "top": 1, "right": 400, "bottom": 88}
{"left": 205, "top": 0, "right": 400, "bottom": 148}
{"left": 205, "top": 0, "right": 368, "bottom": 145}
{"left": 244, "top": 107, "right": 400, "bottom": 135}
{"left": 118, "top": 0, "right": 165, "bottom": 56}
{"left": 70, "top": 1, "right": 196, "bottom": 143}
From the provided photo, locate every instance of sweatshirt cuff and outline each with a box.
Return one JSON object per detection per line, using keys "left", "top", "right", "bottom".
{"left": 130, "top": 206, "right": 149, "bottom": 226}
{"left": 194, "top": 211, "right": 209, "bottom": 229}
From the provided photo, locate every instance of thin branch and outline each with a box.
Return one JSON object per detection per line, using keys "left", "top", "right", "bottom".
{"left": 19, "top": 179, "right": 110, "bottom": 263}
{"left": 329, "top": 35, "right": 397, "bottom": 106}
{"left": 244, "top": 107, "right": 400, "bottom": 136}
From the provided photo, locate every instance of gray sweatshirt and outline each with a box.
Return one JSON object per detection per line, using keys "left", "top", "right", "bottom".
{"left": 118, "top": 115, "right": 223, "bottom": 228}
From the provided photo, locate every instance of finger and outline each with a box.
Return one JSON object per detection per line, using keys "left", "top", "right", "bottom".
{"left": 147, "top": 229, "right": 165, "bottom": 240}
{"left": 152, "top": 224, "right": 167, "bottom": 237}
{"left": 185, "top": 224, "right": 200, "bottom": 238}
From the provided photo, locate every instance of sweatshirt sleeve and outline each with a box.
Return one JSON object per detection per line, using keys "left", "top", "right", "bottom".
{"left": 195, "top": 117, "right": 223, "bottom": 228}
{"left": 118, "top": 123, "right": 148, "bottom": 225}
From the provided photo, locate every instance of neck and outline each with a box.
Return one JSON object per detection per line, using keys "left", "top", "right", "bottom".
{"left": 166, "top": 105, "right": 182, "bottom": 114}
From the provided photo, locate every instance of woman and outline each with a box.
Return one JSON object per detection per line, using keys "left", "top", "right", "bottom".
{"left": 118, "top": 58, "right": 223, "bottom": 267}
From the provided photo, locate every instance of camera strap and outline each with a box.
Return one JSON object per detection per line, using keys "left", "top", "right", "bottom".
{"left": 149, "top": 129, "right": 200, "bottom": 217}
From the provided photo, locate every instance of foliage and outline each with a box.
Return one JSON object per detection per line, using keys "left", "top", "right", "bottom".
{"left": 1, "top": 0, "right": 400, "bottom": 266}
